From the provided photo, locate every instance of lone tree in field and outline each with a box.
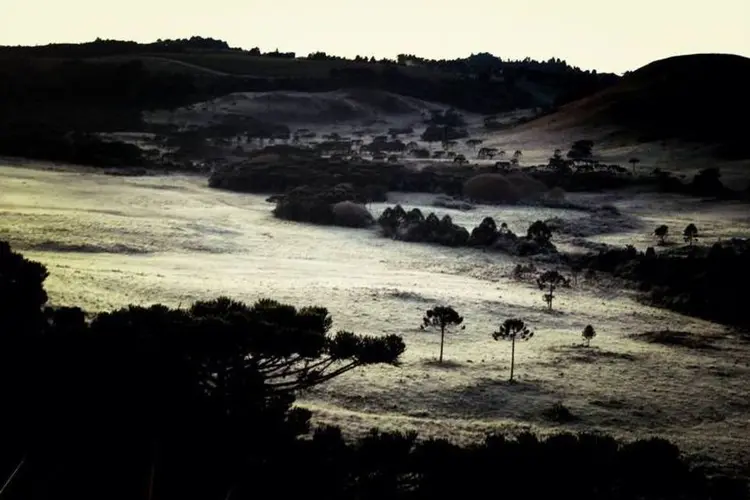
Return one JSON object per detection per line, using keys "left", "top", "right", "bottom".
{"left": 582, "top": 324, "right": 596, "bottom": 347}
{"left": 571, "top": 263, "right": 582, "bottom": 287}
{"left": 466, "top": 138, "right": 483, "bottom": 150}
{"left": 683, "top": 223, "right": 698, "bottom": 246}
{"left": 421, "top": 306, "right": 464, "bottom": 363}
{"left": 492, "top": 319, "right": 533, "bottom": 382}
{"left": 629, "top": 157, "right": 640, "bottom": 174}
{"left": 654, "top": 224, "right": 669, "bottom": 245}
{"left": 537, "top": 270, "right": 569, "bottom": 311}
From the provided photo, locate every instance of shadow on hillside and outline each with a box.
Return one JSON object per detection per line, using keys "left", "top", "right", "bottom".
{"left": 409, "top": 376, "right": 557, "bottom": 419}
{"left": 629, "top": 330, "right": 722, "bottom": 350}
{"left": 422, "top": 358, "right": 464, "bottom": 369}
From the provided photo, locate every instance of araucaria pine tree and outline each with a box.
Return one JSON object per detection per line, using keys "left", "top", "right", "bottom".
{"left": 421, "top": 306, "right": 464, "bottom": 363}
{"left": 536, "top": 270, "right": 569, "bottom": 311}
{"left": 492, "top": 319, "right": 534, "bottom": 382}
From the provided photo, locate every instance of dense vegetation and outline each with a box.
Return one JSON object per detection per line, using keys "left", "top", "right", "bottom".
{"left": 211, "top": 139, "right": 749, "bottom": 205}
{"left": 569, "top": 239, "right": 750, "bottom": 328}
{"left": 1, "top": 240, "right": 746, "bottom": 499}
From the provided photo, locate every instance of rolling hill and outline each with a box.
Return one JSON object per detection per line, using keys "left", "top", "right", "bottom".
{"left": 518, "top": 54, "right": 750, "bottom": 159}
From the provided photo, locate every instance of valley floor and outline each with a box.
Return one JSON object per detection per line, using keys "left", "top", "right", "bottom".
{"left": 1, "top": 164, "right": 749, "bottom": 473}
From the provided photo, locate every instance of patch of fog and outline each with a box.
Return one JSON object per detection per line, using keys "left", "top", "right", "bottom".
{"left": 1, "top": 164, "right": 749, "bottom": 469}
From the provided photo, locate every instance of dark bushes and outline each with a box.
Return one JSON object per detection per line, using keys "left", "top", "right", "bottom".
{"left": 209, "top": 151, "right": 467, "bottom": 197}
{"left": 272, "top": 184, "right": 375, "bottom": 227}
{"left": 571, "top": 240, "right": 750, "bottom": 327}
{"left": 0, "top": 126, "right": 147, "bottom": 167}
{"left": 378, "top": 206, "right": 469, "bottom": 247}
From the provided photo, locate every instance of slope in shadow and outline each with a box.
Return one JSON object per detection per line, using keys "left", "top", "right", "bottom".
{"left": 520, "top": 54, "right": 750, "bottom": 159}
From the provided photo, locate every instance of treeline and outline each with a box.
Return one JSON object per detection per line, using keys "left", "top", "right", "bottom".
{"left": 0, "top": 240, "right": 746, "bottom": 499}
{"left": 571, "top": 239, "right": 750, "bottom": 328}
{"left": 0, "top": 36, "right": 233, "bottom": 58}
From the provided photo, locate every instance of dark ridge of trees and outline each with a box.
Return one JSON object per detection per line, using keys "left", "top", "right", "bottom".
{"left": 0, "top": 42, "right": 622, "bottom": 167}
{"left": 0, "top": 240, "right": 747, "bottom": 499}
{"left": 0, "top": 39, "right": 619, "bottom": 122}
{"left": 0, "top": 127, "right": 147, "bottom": 167}
{"left": 0, "top": 36, "right": 234, "bottom": 57}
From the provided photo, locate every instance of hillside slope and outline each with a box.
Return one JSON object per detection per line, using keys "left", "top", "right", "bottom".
{"left": 518, "top": 54, "right": 750, "bottom": 159}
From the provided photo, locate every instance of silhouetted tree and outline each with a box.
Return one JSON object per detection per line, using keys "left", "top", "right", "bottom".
{"left": 527, "top": 220, "right": 552, "bottom": 244}
{"left": 654, "top": 224, "right": 669, "bottom": 245}
{"left": 0, "top": 241, "right": 49, "bottom": 329}
{"left": 421, "top": 306, "right": 464, "bottom": 363}
{"left": 0, "top": 241, "right": 408, "bottom": 499}
{"left": 466, "top": 139, "right": 483, "bottom": 150}
{"left": 683, "top": 223, "right": 698, "bottom": 246}
{"left": 492, "top": 319, "right": 533, "bottom": 381}
{"left": 629, "top": 157, "right": 640, "bottom": 174}
{"left": 582, "top": 324, "right": 596, "bottom": 347}
{"left": 537, "top": 270, "right": 569, "bottom": 310}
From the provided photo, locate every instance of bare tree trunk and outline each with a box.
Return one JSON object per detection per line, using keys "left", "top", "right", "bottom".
{"left": 147, "top": 441, "right": 158, "bottom": 500}
{"left": 439, "top": 325, "right": 445, "bottom": 363}
{"left": 510, "top": 337, "right": 515, "bottom": 382}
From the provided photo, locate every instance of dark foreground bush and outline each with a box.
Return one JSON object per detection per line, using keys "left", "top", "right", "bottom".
{"left": 0, "top": 241, "right": 745, "bottom": 499}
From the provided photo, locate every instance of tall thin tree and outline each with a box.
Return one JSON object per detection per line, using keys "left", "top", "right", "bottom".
{"left": 493, "top": 319, "right": 534, "bottom": 382}
{"left": 421, "top": 306, "right": 464, "bottom": 363}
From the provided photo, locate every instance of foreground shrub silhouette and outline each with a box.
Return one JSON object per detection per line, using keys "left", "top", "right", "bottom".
{"left": 0, "top": 241, "right": 406, "bottom": 499}
{"left": 0, "top": 240, "right": 746, "bottom": 499}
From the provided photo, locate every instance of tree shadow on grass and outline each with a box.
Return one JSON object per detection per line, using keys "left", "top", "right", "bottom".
{"left": 408, "top": 376, "right": 559, "bottom": 420}
{"left": 629, "top": 330, "right": 721, "bottom": 350}
{"left": 422, "top": 358, "right": 463, "bottom": 369}
{"left": 548, "top": 345, "right": 638, "bottom": 363}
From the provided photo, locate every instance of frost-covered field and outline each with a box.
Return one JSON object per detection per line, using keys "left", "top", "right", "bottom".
{"left": 1, "top": 164, "right": 749, "bottom": 470}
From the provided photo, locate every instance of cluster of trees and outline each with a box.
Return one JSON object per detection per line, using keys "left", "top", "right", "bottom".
{"left": 571, "top": 236, "right": 750, "bottom": 328}
{"left": 1, "top": 240, "right": 746, "bottom": 499}
{"left": 653, "top": 223, "right": 699, "bottom": 246}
